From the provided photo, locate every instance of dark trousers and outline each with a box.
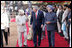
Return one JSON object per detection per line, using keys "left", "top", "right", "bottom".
{"left": 47, "top": 31, "right": 55, "bottom": 47}
{"left": 42, "top": 31, "right": 46, "bottom": 36}
{"left": 33, "top": 25, "right": 42, "bottom": 46}
{"left": 0, "top": 29, "right": 8, "bottom": 47}
{"left": 8, "top": 28, "right": 10, "bottom": 36}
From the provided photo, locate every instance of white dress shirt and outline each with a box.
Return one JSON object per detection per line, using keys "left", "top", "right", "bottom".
{"left": 1, "top": 12, "right": 9, "bottom": 29}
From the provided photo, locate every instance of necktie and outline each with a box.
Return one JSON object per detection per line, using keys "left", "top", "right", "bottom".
{"left": 36, "top": 12, "right": 37, "bottom": 19}
{"left": 35, "top": 12, "right": 37, "bottom": 25}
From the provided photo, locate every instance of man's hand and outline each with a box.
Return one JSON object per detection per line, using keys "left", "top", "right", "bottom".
{"left": 5, "top": 27, "right": 8, "bottom": 32}
{"left": 45, "top": 21, "right": 51, "bottom": 24}
{"left": 1, "top": 22, "right": 3, "bottom": 24}
{"left": 1, "top": 23, "right": 3, "bottom": 24}
{"left": 69, "top": 19, "right": 71, "bottom": 22}
{"left": 30, "top": 25, "right": 32, "bottom": 28}
{"left": 41, "top": 24, "right": 43, "bottom": 28}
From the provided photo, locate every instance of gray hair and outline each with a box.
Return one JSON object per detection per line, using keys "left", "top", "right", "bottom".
{"left": 32, "top": 6, "right": 38, "bottom": 10}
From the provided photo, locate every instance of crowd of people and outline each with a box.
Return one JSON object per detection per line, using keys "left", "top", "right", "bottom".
{"left": 1, "top": 1, "right": 71, "bottom": 47}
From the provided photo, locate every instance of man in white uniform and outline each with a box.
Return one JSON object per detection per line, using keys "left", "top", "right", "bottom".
{"left": 16, "top": 9, "right": 28, "bottom": 47}
{"left": 1, "top": 1, "right": 9, "bottom": 47}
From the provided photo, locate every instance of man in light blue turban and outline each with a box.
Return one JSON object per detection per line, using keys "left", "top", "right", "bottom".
{"left": 46, "top": 5, "right": 54, "bottom": 11}
{"left": 45, "top": 5, "right": 57, "bottom": 47}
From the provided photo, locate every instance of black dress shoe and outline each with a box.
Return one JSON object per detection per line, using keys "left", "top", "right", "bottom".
{"left": 38, "top": 44, "right": 40, "bottom": 46}
{"left": 65, "top": 38, "right": 69, "bottom": 41}
{"left": 23, "top": 45, "right": 28, "bottom": 47}
{"left": 34, "top": 45, "right": 37, "bottom": 47}
{"left": 59, "top": 32, "right": 64, "bottom": 37}
{"left": 6, "top": 42, "right": 8, "bottom": 45}
{"left": 1, "top": 45, "right": 3, "bottom": 47}
{"left": 49, "top": 44, "right": 51, "bottom": 47}
{"left": 8, "top": 33, "right": 10, "bottom": 36}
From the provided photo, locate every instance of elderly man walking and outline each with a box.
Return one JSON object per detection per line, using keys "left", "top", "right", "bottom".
{"left": 30, "top": 6, "right": 44, "bottom": 47}
{"left": 16, "top": 9, "right": 28, "bottom": 47}
{"left": 45, "top": 5, "right": 57, "bottom": 47}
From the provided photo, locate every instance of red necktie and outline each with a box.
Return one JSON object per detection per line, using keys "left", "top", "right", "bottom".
{"left": 36, "top": 12, "right": 37, "bottom": 19}
{"left": 35, "top": 12, "right": 37, "bottom": 25}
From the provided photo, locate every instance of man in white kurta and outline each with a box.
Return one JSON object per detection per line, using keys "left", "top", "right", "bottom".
{"left": 62, "top": 5, "right": 69, "bottom": 39}
{"left": 16, "top": 9, "right": 28, "bottom": 47}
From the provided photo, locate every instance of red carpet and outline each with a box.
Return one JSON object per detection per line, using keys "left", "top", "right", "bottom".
{"left": 16, "top": 22, "right": 69, "bottom": 47}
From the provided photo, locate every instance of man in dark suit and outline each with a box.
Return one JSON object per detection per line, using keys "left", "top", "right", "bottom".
{"left": 45, "top": 5, "right": 57, "bottom": 47}
{"left": 30, "top": 6, "right": 44, "bottom": 47}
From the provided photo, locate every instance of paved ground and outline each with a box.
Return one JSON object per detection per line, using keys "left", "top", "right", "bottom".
{"left": 3, "top": 22, "right": 18, "bottom": 47}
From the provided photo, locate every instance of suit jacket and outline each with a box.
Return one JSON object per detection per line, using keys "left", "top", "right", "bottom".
{"left": 45, "top": 12, "right": 57, "bottom": 31}
{"left": 30, "top": 10, "right": 44, "bottom": 29}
